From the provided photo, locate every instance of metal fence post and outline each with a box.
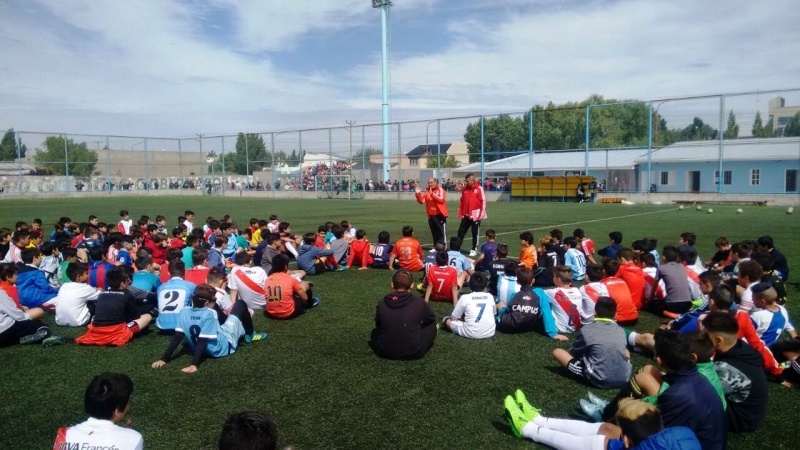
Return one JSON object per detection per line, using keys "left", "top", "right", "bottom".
{"left": 479, "top": 116, "right": 485, "bottom": 184}
{"left": 245, "top": 134, "right": 250, "bottom": 183}
{"left": 397, "top": 122, "right": 402, "bottom": 186}
{"left": 14, "top": 129, "right": 23, "bottom": 195}
{"left": 529, "top": 110, "right": 534, "bottom": 176}
{"left": 221, "top": 136, "right": 226, "bottom": 194}
{"left": 64, "top": 133, "right": 70, "bottom": 192}
{"left": 361, "top": 126, "right": 366, "bottom": 192}
{"left": 105, "top": 136, "right": 111, "bottom": 192}
{"left": 144, "top": 137, "right": 149, "bottom": 191}
{"left": 584, "top": 106, "right": 590, "bottom": 177}
{"left": 718, "top": 96, "right": 725, "bottom": 194}
{"left": 437, "top": 119, "right": 442, "bottom": 180}
{"left": 647, "top": 103, "right": 653, "bottom": 193}
{"left": 178, "top": 139, "right": 183, "bottom": 192}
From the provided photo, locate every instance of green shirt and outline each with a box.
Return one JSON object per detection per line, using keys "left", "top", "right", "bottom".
{"left": 643, "top": 361, "right": 727, "bottom": 410}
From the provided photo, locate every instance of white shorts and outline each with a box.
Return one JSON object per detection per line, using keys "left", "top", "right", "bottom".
{"left": 219, "top": 315, "right": 245, "bottom": 353}
{"left": 449, "top": 319, "right": 495, "bottom": 339}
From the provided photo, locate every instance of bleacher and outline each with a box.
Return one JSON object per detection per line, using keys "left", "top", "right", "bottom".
{"left": 509, "top": 176, "right": 596, "bottom": 202}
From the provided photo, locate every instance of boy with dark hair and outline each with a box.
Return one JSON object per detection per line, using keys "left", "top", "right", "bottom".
{"left": 370, "top": 231, "right": 394, "bottom": 269}
{"left": 549, "top": 228, "right": 566, "bottom": 265}
{"left": 40, "top": 241, "right": 62, "bottom": 288}
{"left": 496, "top": 268, "right": 566, "bottom": 340}
{"left": 117, "top": 210, "right": 133, "bottom": 235}
{"left": 425, "top": 251, "right": 459, "bottom": 304}
{"left": 562, "top": 237, "right": 586, "bottom": 281}
{"left": 77, "top": 267, "right": 153, "bottom": 346}
{"left": 152, "top": 284, "right": 266, "bottom": 373}
{"left": 703, "top": 311, "right": 769, "bottom": 433}
{"left": 600, "top": 258, "right": 638, "bottom": 326}
{"left": 535, "top": 236, "right": 558, "bottom": 287}
{"left": 388, "top": 226, "right": 424, "bottom": 272}
{"left": 496, "top": 260, "right": 521, "bottom": 307}
{"left": 53, "top": 262, "right": 100, "bottom": 327}
{"left": 264, "top": 254, "right": 318, "bottom": 319}
{"left": 181, "top": 235, "right": 200, "bottom": 269}
{"left": 16, "top": 247, "right": 59, "bottom": 308}
{"left": 2, "top": 229, "right": 29, "bottom": 263}
{"left": 0, "top": 288, "right": 57, "bottom": 347}
{"left": 208, "top": 234, "right": 227, "bottom": 270}
{"left": 616, "top": 248, "right": 645, "bottom": 309}
{"left": 518, "top": 232, "right": 537, "bottom": 269}
{"left": 678, "top": 232, "right": 703, "bottom": 272}
{"left": 159, "top": 248, "right": 184, "bottom": 283}
{"left": 228, "top": 253, "right": 268, "bottom": 309}
{"left": 206, "top": 267, "right": 233, "bottom": 315}
{"left": 329, "top": 225, "right": 350, "bottom": 267}
{"left": 53, "top": 372, "right": 143, "bottom": 450}
{"left": 580, "top": 263, "right": 609, "bottom": 305}
{"left": 752, "top": 252, "right": 788, "bottom": 304}
{"left": 218, "top": 412, "right": 278, "bottom": 450}
{"left": 572, "top": 228, "right": 596, "bottom": 265}
{"left": 183, "top": 210, "right": 195, "bottom": 231}
{"left": 598, "top": 231, "right": 623, "bottom": 259}
{"left": 441, "top": 273, "right": 495, "bottom": 339}
{"left": 553, "top": 296, "right": 631, "bottom": 389}
{"left": 756, "top": 235, "right": 788, "bottom": 281}
{"left": 544, "top": 265, "right": 592, "bottom": 332}
{"left": 706, "top": 236, "right": 731, "bottom": 270}
{"left": 131, "top": 256, "right": 160, "bottom": 294}
{"left": 370, "top": 270, "right": 436, "bottom": 360}
{"left": 488, "top": 243, "right": 511, "bottom": 296}
{"left": 297, "top": 232, "right": 335, "bottom": 275}
{"left": 184, "top": 248, "right": 211, "bottom": 285}
{"left": 647, "top": 246, "right": 693, "bottom": 317}
{"left": 737, "top": 260, "right": 764, "bottom": 313}
{"left": 346, "top": 229, "right": 373, "bottom": 270}
{"left": 473, "top": 229, "right": 497, "bottom": 272}
{"left": 750, "top": 282, "right": 796, "bottom": 346}
{"left": 155, "top": 260, "right": 195, "bottom": 332}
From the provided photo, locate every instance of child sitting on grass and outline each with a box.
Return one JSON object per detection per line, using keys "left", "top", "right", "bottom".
{"left": 152, "top": 284, "right": 266, "bottom": 374}
{"left": 552, "top": 296, "right": 630, "bottom": 389}
{"left": 346, "top": 229, "right": 373, "bottom": 270}
{"left": 53, "top": 262, "right": 100, "bottom": 327}
{"left": 16, "top": 248, "right": 59, "bottom": 309}
{"left": 441, "top": 273, "right": 496, "bottom": 339}
{"left": 370, "top": 231, "right": 394, "bottom": 270}
{"left": 496, "top": 268, "right": 566, "bottom": 341}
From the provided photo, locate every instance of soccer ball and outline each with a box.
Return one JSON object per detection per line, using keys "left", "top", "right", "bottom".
{"left": 696, "top": 205, "right": 703, "bottom": 211}
{"left": 707, "top": 209, "right": 714, "bottom": 214}
{"left": 678, "top": 205, "right": 684, "bottom": 210}
{"left": 736, "top": 208, "right": 743, "bottom": 214}
{"left": 788, "top": 207, "right": 795, "bottom": 215}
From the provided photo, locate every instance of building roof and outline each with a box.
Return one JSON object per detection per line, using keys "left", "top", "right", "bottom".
{"left": 456, "top": 148, "right": 644, "bottom": 173}
{"left": 406, "top": 143, "right": 453, "bottom": 157}
{"left": 634, "top": 137, "right": 800, "bottom": 163}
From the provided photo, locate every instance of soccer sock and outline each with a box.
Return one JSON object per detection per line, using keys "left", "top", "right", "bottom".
{"left": 285, "top": 242, "right": 298, "bottom": 257}
{"left": 532, "top": 416, "right": 603, "bottom": 436}
{"left": 522, "top": 423, "right": 606, "bottom": 450}
{"left": 627, "top": 331, "right": 639, "bottom": 347}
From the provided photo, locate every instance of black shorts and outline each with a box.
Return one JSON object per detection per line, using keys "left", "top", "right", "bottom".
{"left": 567, "top": 357, "right": 587, "bottom": 380}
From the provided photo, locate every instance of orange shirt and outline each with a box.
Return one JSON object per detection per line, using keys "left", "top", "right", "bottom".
{"left": 616, "top": 262, "right": 646, "bottom": 309}
{"left": 601, "top": 276, "right": 638, "bottom": 322}
{"left": 0, "top": 281, "right": 20, "bottom": 308}
{"left": 265, "top": 272, "right": 303, "bottom": 318}
{"left": 519, "top": 245, "right": 538, "bottom": 269}
{"left": 184, "top": 267, "right": 210, "bottom": 285}
{"left": 347, "top": 240, "right": 373, "bottom": 269}
{"left": 391, "top": 237, "right": 424, "bottom": 272}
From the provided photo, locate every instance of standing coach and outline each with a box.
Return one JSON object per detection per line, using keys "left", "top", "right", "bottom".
{"left": 457, "top": 173, "right": 487, "bottom": 257}
{"left": 415, "top": 177, "right": 448, "bottom": 250}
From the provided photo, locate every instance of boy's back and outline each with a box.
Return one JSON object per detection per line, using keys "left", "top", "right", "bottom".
{"left": 447, "top": 250, "right": 471, "bottom": 275}
{"left": 496, "top": 273, "right": 520, "bottom": 305}
{"left": 371, "top": 243, "right": 393, "bottom": 269}
{"left": 55, "top": 418, "right": 143, "bottom": 450}
{"left": 714, "top": 340, "right": 769, "bottom": 432}
{"left": 488, "top": 258, "right": 509, "bottom": 296}
{"left": 155, "top": 278, "right": 195, "bottom": 330}
{"left": 570, "top": 319, "right": 631, "bottom": 389}
{"left": 476, "top": 241, "right": 497, "bottom": 272}
{"left": 564, "top": 248, "right": 586, "bottom": 281}
{"left": 92, "top": 290, "right": 139, "bottom": 327}
{"left": 392, "top": 237, "right": 423, "bottom": 271}
{"left": 427, "top": 265, "right": 458, "bottom": 302}
{"left": 450, "top": 292, "right": 496, "bottom": 339}
{"left": 601, "top": 276, "right": 638, "bottom": 323}
{"left": 751, "top": 305, "right": 794, "bottom": 346}
{"left": 53, "top": 282, "right": 100, "bottom": 327}
{"left": 544, "top": 286, "right": 586, "bottom": 333}
{"left": 658, "top": 262, "right": 693, "bottom": 303}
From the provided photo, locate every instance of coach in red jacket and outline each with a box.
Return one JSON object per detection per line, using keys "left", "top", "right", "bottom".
{"left": 415, "top": 177, "right": 448, "bottom": 249}
{"left": 456, "top": 173, "right": 487, "bottom": 257}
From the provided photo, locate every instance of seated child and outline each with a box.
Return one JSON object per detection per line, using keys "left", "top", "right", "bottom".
{"left": 518, "top": 232, "right": 537, "bottom": 269}
{"left": 600, "top": 258, "right": 638, "bottom": 326}
{"left": 640, "top": 252, "right": 665, "bottom": 301}
{"left": 616, "top": 248, "right": 646, "bottom": 309}
{"left": 40, "top": 241, "right": 62, "bottom": 289}
{"left": 131, "top": 256, "right": 161, "bottom": 295}
{"left": 206, "top": 267, "right": 234, "bottom": 315}
{"left": 16, "top": 248, "right": 59, "bottom": 309}
{"left": 155, "top": 261, "right": 196, "bottom": 332}
{"left": 496, "top": 261, "right": 521, "bottom": 307}
{"left": 53, "top": 262, "right": 100, "bottom": 327}
{"left": 388, "top": 226, "right": 424, "bottom": 272}
{"left": 579, "top": 263, "right": 609, "bottom": 305}
{"left": 441, "top": 273, "right": 496, "bottom": 339}
{"left": 597, "top": 231, "right": 623, "bottom": 259}
{"left": 184, "top": 249, "right": 211, "bottom": 285}
{"left": 370, "top": 270, "right": 436, "bottom": 360}
{"left": 297, "top": 233, "right": 336, "bottom": 275}
{"left": 535, "top": 236, "right": 558, "bottom": 287}
{"left": 573, "top": 228, "right": 596, "bottom": 264}
{"left": 473, "top": 229, "right": 497, "bottom": 272}
{"left": 329, "top": 225, "right": 350, "bottom": 267}
{"left": 53, "top": 372, "right": 144, "bottom": 450}
{"left": 0, "top": 263, "right": 21, "bottom": 308}
{"left": 218, "top": 412, "right": 277, "bottom": 450}
{"left": 76, "top": 267, "right": 153, "bottom": 347}
{"left": 545, "top": 265, "right": 594, "bottom": 333}
{"left": 736, "top": 260, "right": 763, "bottom": 313}
{"left": 447, "top": 237, "right": 474, "bottom": 278}
{"left": 749, "top": 282, "right": 796, "bottom": 346}
{"left": 264, "top": 254, "right": 319, "bottom": 320}
{"left": 152, "top": 284, "right": 267, "bottom": 373}
{"left": 0, "top": 289, "right": 59, "bottom": 346}
{"left": 552, "top": 296, "right": 631, "bottom": 389}
{"left": 562, "top": 237, "right": 586, "bottom": 281}
{"left": 228, "top": 253, "right": 268, "bottom": 310}
{"left": 488, "top": 244, "right": 511, "bottom": 297}
{"left": 646, "top": 246, "right": 692, "bottom": 317}
{"left": 425, "top": 251, "right": 459, "bottom": 304}
{"left": 496, "top": 268, "right": 566, "bottom": 340}
{"left": 370, "top": 231, "right": 394, "bottom": 269}
{"left": 346, "top": 229, "right": 373, "bottom": 270}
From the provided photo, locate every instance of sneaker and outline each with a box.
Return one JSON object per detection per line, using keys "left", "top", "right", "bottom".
{"left": 42, "top": 335, "right": 73, "bottom": 347}
{"left": 19, "top": 327, "right": 50, "bottom": 345}
{"left": 579, "top": 398, "right": 604, "bottom": 423}
{"left": 587, "top": 391, "right": 610, "bottom": 409}
{"left": 309, "top": 297, "right": 321, "bottom": 308}
{"left": 429, "top": 248, "right": 437, "bottom": 253}
{"left": 504, "top": 395, "right": 529, "bottom": 438}
{"left": 245, "top": 332, "right": 268, "bottom": 343}
{"left": 415, "top": 282, "right": 426, "bottom": 292}
{"left": 337, "top": 266, "right": 348, "bottom": 271}
{"left": 469, "top": 250, "right": 477, "bottom": 257}
{"left": 514, "top": 389, "right": 541, "bottom": 421}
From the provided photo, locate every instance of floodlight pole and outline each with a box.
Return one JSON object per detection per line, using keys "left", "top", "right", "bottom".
{"left": 373, "top": 0, "right": 393, "bottom": 183}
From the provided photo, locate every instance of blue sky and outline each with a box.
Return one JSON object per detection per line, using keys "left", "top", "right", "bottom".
{"left": 1, "top": 0, "right": 799, "bottom": 146}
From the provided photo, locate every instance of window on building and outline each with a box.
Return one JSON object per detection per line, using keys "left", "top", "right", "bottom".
{"left": 714, "top": 170, "right": 732, "bottom": 185}
{"left": 660, "top": 171, "right": 669, "bottom": 185}
{"left": 750, "top": 169, "right": 760, "bottom": 186}
{"left": 409, "top": 158, "right": 418, "bottom": 166}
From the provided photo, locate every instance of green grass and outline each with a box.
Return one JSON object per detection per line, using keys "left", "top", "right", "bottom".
{"left": 1, "top": 197, "right": 799, "bottom": 449}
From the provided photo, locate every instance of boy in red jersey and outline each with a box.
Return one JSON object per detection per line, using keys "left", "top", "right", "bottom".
{"left": 346, "top": 229, "right": 373, "bottom": 270}
{"left": 601, "top": 258, "right": 638, "bottom": 326}
{"left": 425, "top": 251, "right": 459, "bottom": 304}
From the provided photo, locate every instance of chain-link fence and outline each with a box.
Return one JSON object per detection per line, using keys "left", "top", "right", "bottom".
{"left": 2, "top": 88, "right": 799, "bottom": 197}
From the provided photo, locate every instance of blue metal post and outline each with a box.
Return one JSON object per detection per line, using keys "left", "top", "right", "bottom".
{"left": 480, "top": 116, "right": 485, "bottom": 184}
{"left": 13, "top": 129, "right": 22, "bottom": 195}
{"left": 221, "top": 137, "right": 226, "bottom": 194}
{"left": 64, "top": 133, "right": 70, "bottom": 192}
{"left": 329, "top": 128, "right": 333, "bottom": 193}
{"left": 529, "top": 110, "right": 534, "bottom": 176}
{"left": 144, "top": 137, "right": 149, "bottom": 190}
{"left": 718, "top": 96, "right": 724, "bottom": 194}
{"left": 105, "top": 137, "right": 111, "bottom": 192}
{"left": 361, "top": 126, "right": 366, "bottom": 191}
{"left": 436, "top": 120, "right": 441, "bottom": 180}
{"left": 379, "top": 3, "right": 392, "bottom": 183}
{"left": 647, "top": 103, "right": 653, "bottom": 193}
{"left": 584, "top": 107, "right": 590, "bottom": 176}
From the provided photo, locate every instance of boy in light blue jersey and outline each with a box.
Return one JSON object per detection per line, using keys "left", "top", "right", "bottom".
{"left": 447, "top": 236, "right": 473, "bottom": 276}
{"left": 155, "top": 260, "right": 196, "bottom": 332}
{"left": 496, "top": 260, "right": 521, "bottom": 306}
{"left": 151, "top": 284, "right": 266, "bottom": 373}
{"left": 562, "top": 237, "right": 586, "bottom": 281}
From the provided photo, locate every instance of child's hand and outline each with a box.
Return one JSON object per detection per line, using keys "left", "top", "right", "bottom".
{"left": 151, "top": 360, "right": 166, "bottom": 369}
{"left": 358, "top": 267, "right": 369, "bottom": 271}
{"left": 781, "top": 380, "right": 795, "bottom": 388}
{"left": 553, "top": 334, "right": 569, "bottom": 342}
{"left": 182, "top": 365, "right": 198, "bottom": 374}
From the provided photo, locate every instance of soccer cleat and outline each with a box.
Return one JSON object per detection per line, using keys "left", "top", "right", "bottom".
{"left": 579, "top": 398, "right": 604, "bottom": 423}
{"left": 309, "top": 297, "right": 321, "bottom": 308}
{"left": 19, "top": 327, "right": 51, "bottom": 345}
{"left": 469, "top": 250, "right": 478, "bottom": 257}
{"left": 245, "top": 332, "right": 268, "bottom": 343}
{"left": 587, "top": 391, "right": 610, "bottom": 409}
{"left": 514, "top": 389, "right": 540, "bottom": 421}
{"left": 415, "top": 282, "right": 426, "bottom": 292}
{"left": 42, "top": 335, "right": 74, "bottom": 347}
{"left": 504, "top": 395, "right": 529, "bottom": 438}
{"left": 337, "top": 266, "right": 348, "bottom": 271}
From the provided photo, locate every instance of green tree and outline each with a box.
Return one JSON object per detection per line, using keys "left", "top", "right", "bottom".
{"left": 679, "top": 117, "right": 718, "bottom": 141}
{"left": 352, "top": 146, "right": 382, "bottom": 162}
{"left": 227, "top": 133, "right": 267, "bottom": 174}
{"left": 33, "top": 136, "right": 97, "bottom": 176}
{"left": 0, "top": 130, "right": 27, "bottom": 161}
{"left": 784, "top": 112, "right": 800, "bottom": 137}
{"left": 752, "top": 111, "right": 766, "bottom": 137}
{"left": 723, "top": 110, "right": 739, "bottom": 139}
{"left": 426, "top": 155, "right": 459, "bottom": 168}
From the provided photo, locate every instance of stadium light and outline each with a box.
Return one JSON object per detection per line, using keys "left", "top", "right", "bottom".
{"left": 372, "top": 0, "right": 393, "bottom": 182}
{"left": 372, "top": 0, "right": 393, "bottom": 7}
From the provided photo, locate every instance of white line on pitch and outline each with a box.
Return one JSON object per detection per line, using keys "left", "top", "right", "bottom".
{"left": 493, "top": 207, "right": 681, "bottom": 238}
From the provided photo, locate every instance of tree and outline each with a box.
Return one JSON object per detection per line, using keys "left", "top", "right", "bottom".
{"left": 226, "top": 133, "right": 267, "bottom": 174}
{"left": 426, "top": 155, "right": 459, "bottom": 168}
{"left": 352, "top": 146, "right": 382, "bottom": 162}
{"left": 784, "top": 112, "right": 800, "bottom": 137}
{"left": 678, "top": 117, "right": 718, "bottom": 141}
{"left": 723, "top": 110, "right": 739, "bottom": 139}
{"left": 33, "top": 136, "right": 97, "bottom": 177}
{"left": 0, "top": 130, "right": 27, "bottom": 161}
{"left": 752, "top": 111, "right": 767, "bottom": 138}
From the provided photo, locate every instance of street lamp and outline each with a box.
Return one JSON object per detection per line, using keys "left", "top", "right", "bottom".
{"left": 372, "top": 0, "right": 393, "bottom": 183}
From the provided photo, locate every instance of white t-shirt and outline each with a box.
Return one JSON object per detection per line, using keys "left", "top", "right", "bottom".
{"left": 227, "top": 266, "right": 267, "bottom": 310}
{"left": 545, "top": 286, "right": 591, "bottom": 333}
{"left": 450, "top": 292, "right": 496, "bottom": 339}
{"left": 2, "top": 245, "right": 22, "bottom": 263}
{"left": 496, "top": 274, "right": 520, "bottom": 305}
{"left": 54, "top": 418, "right": 143, "bottom": 450}
{"left": 214, "top": 286, "right": 234, "bottom": 315}
{"left": 739, "top": 281, "right": 758, "bottom": 313}
{"left": 53, "top": 282, "right": 100, "bottom": 326}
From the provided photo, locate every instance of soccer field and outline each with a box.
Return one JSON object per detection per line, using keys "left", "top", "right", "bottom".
{"left": 1, "top": 196, "right": 799, "bottom": 449}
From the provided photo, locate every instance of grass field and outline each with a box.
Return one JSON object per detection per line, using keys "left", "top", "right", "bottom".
{"left": 1, "top": 196, "right": 799, "bottom": 449}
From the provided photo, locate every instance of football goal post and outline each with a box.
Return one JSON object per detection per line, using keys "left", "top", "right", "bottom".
{"left": 314, "top": 174, "right": 354, "bottom": 199}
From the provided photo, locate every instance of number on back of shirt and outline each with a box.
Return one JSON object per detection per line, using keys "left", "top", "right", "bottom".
{"left": 266, "top": 285, "right": 283, "bottom": 302}
{"left": 160, "top": 290, "right": 186, "bottom": 312}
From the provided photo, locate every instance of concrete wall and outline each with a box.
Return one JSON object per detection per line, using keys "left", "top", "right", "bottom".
{"left": 640, "top": 160, "right": 800, "bottom": 194}
{"left": 598, "top": 192, "right": 800, "bottom": 206}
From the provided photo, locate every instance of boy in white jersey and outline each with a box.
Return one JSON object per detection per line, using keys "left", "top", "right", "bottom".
{"left": 579, "top": 263, "right": 608, "bottom": 306}
{"left": 496, "top": 260, "right": 521, "bottom": 306}
{"left": 441, "top": 273, "right": 496, "bottom": 339}
{"left": 228, "top": 252, "right": 268, "bottom": 310}
{"left": 640, "top": 253, "right": 665, "bottom": 300}
{"left": 54, "top": 372, "right": 143, "bottom": 450}
{"left": 545, "top": 265, "right": 593, "bottom": 333}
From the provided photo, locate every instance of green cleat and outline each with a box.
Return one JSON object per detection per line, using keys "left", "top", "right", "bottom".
{"left": 245, "top": 332, "right": 268, "bottom": 343}
{"left": 504, "top": 395, "right": 529, "bottom": 439}
{"left": 514, "top": 389, "right": 541, "bottom": 421}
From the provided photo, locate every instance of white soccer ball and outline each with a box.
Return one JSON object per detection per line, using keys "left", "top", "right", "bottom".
{"left": 788, "top": 207, "right": 795, "bottom": 215}
{"left": 678, "top": 205, "right": 684, "bottom": 210}
{"left": 707, "top": 209, "right": 714, "bottom": 214}
{"left": 736, "top": 208, "right": 743, "bottom": 214}
{"left": 696, "top": 205, "right": 703, "bottom": 211}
